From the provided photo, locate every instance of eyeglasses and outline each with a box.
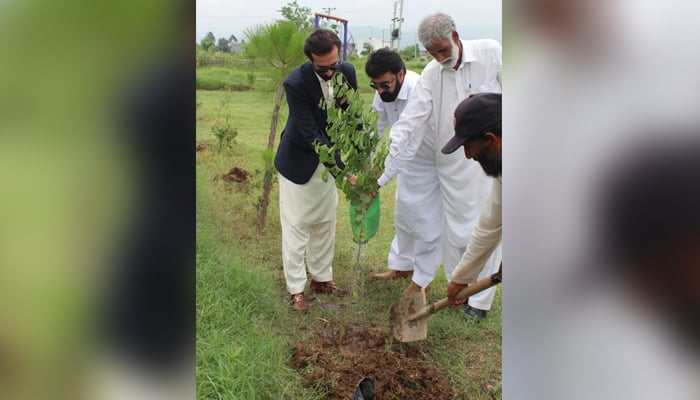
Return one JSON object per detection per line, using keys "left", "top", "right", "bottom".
{"left": 314, "top": 60, "right": 342, "bottom": 74}
{"left": 369, "top": 76, "right": 396, "bottom": 90}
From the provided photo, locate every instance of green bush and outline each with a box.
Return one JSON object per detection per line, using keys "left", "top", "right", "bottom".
{"left": 196, "top": 76, "right": 226, "bottom": 90}
{"left": 405, "top": 59, "right": 428, "bottom": 72}
{"left": 210, "top": 95, "right": 238, "bottom": 152}
{"left": 196, "top": 77, "right": 253, "bottom": 91}
{"left": 196, "top": 64, "right": 256, "bottom": 91}
{"left": 211, "top": 121, "right": 237, "bottom": 152}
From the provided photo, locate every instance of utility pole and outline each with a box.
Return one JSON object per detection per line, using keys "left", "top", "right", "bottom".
{"left": 389, "top": 0, "right": 404, "bottom": 50}
{"left": 390, "top": 1, "right": 397, "bottom": 49}
{"left": 396, "top": 0, "right": 404, "bottom": 49}
{"left": 414, "top": 32, "right": 418, "bottom": 59}
{"left": 322, "top": 7, "right": 335, "bottom": 15}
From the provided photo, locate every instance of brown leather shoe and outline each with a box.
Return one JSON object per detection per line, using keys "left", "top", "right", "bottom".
{"left": 310, "top": 280, "right": 348, "bottom": 296}
{"left": 290, "top": 293, "right": 308, "bottom": 311}
{"left": 371, "top": 269, "right": 414, "bottom": 281}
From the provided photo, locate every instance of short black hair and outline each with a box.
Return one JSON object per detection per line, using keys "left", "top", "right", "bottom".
{"left": 365, "top": 48, "right": 405, "bottom": 78}
{"left": 303, "top": 29, "right": 342, "bottom": 60}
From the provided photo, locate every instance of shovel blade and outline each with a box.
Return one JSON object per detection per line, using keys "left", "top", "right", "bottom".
{"left": 390, "top": 289, "right": 428, "bottom": 342}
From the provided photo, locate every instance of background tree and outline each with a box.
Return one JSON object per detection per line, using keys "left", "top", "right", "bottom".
{"left": 200, "top": 32, "right": 216, "bottom": 51}
{"left": 278, "top": 0, "right": 314, "bottom": 32}
{"left": 400, "top": 44, "right": 420, "bottom": 61}
{"left": 216, "top": 37, "right": 230, "bottom": 52}
{"left": 244, "top": 21, "right": 307, "bottom": 230}
{"left": 360, "top": 43, "right": 373, "bottom": 57}
{"left": 229, "top": 34, "right": 238, "bottom": 43}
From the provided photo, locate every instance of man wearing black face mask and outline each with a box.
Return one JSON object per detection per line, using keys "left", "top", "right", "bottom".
{"left": 364, "top": 49, "right": 424, "bottom": 283}
{"left": 274, "top": 29, "right": 358, "bottom": 312}
{"left": 365, "top": 48, "right": 419, "bottom": 136}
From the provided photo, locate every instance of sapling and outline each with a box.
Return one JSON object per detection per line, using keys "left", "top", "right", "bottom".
{"left": 211, "top": 95, "right": 238, "bottom": 153}
{"left": 315, "top": 73, "right": 390, "bottom": 243}
{"left": 314, "top": 73, "right": 390, "bottom": 344}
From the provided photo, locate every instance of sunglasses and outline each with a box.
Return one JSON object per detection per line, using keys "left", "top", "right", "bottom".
{"left": 314, "top": 60, "right": 342, "bottom": 74}
{"left": 369, "top": 75, "right": 396, "bottom": 90}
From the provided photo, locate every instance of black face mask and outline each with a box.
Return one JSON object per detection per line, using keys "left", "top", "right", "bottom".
{"left": 318, "top": 71, "right": 334, "bottom": 81}
{"left": 379, "top": 75, "right": 403, "bottom": 102}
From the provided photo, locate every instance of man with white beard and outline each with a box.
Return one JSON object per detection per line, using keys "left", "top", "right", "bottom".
{"left": 376, "top": 13, "right": 502, "bottom": 320}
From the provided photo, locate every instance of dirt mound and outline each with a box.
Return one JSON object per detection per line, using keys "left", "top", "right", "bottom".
{"left": 196, "top": 142, "right": 209, "bottom": 152}
{"left": 291, "top": 323, "right": 453, "bottom": 400}
{"left": 222, "top": 166, "right": 248, "bottom": 183}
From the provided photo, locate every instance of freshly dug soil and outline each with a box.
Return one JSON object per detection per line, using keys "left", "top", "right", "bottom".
{"left": 291, "top": 323, "right": 453, "bottom": 400}
{"left": 222, "top": 166, "right": 249, "bottom": 183}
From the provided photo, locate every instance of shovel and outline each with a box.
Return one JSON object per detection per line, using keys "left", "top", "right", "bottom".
{"left": 390, "top": 264, "right": 502, "bottom": 342}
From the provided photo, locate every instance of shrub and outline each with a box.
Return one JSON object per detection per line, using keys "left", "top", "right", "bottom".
{"left": 196, "top": 77, "right": 226, "bottom": 90}
{"left": 196, "top": 77, "right": 252, "bottom": 91}
{"left": 211, "top": 96, "right": 238, "bottom": 152}
{"left": 211, "top": 121, "right": 237, "bottom": 152}
{"left": 315, "top": 74, "right": 390, "bottom": 243}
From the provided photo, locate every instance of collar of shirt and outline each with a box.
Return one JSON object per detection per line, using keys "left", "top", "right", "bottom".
{"left": 459, "top": 40, "right": 478, "bottom": 66}
{"left": 315, "top": 72, "right": 334, "bottom": 106}
{"left": 395, "top": 76, "right": 410, "bottom": 101}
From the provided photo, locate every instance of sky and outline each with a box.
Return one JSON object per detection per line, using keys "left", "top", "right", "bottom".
{"left": 196, "top": 0, "right": 501, "bottom": 49}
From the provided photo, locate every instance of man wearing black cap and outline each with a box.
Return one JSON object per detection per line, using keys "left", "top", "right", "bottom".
{"left": 441, "top": 93, "right": 503, "bottom": 311}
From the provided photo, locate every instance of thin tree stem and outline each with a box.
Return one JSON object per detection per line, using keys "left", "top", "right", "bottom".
{"left": 337, "top": 223, "right": 364, "bottom": 347}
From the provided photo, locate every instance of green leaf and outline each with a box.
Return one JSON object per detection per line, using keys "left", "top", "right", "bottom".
{"left": 311, "top": 74, "right": 391, "bottom": 244}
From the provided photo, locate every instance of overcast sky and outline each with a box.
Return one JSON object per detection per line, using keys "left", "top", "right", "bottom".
{"left": 196, "top": 0, "right": 501, "bottom": 48}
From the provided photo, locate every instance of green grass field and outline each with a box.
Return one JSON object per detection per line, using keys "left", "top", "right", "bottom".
{"left": 196, "top": 61, "right": 501, "bottom": 399}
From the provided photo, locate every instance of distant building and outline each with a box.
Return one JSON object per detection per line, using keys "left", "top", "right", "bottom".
{"left": 230, "top": 42, "right": 243, "bottom": 54}
{"left": 355, "top": 37, "right": 386, "bottom": 57}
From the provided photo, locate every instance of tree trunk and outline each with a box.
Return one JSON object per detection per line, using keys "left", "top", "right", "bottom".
{"left": 258, "top": 82, "right": 285, "bottom": 231}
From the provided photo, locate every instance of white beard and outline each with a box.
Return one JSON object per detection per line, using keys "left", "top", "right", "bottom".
{"left": 439, "top": 40, "right": 460, "bottom": 69}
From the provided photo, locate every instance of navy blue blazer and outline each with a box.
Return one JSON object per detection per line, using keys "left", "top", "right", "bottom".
{"left": 274, "top": 61, "right": 358, "bottom": 184}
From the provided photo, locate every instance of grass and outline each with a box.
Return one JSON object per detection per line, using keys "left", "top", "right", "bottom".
{"left": 197, "top": 166, "right": 320, "bottom": 399}
{"left": 196, "top": 60, "right": 501, "bottom": 399}
{"left": 196, "top": 66, "right": 251, "bottom": 86}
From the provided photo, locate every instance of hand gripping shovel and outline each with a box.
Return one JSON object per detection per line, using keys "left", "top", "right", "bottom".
{"left": 390, "top": 264, "right": 502, "bottom": 342}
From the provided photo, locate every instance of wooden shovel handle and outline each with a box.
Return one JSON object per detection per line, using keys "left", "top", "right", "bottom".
{"left": 429, "top": 263, "right": 503, "bottom": 316}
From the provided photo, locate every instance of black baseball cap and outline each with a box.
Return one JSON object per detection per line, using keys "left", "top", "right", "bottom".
{"left": 441, "top": 93, "right": 502, "bottom": 154}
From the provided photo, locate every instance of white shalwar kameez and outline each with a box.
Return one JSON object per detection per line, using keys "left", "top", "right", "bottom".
{"left": 372, "top": 70, "right": 434, "bottom": 274}
{"left": 378, "top": 39, "right": 503, "bottom": 309}
{"left": 279, "top": 74, "right": 339, "bottom": 295}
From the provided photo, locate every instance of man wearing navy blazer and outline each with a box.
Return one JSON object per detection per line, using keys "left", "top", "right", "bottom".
{"left": 274, "top": 29, "right": 358, "bottom": 311}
